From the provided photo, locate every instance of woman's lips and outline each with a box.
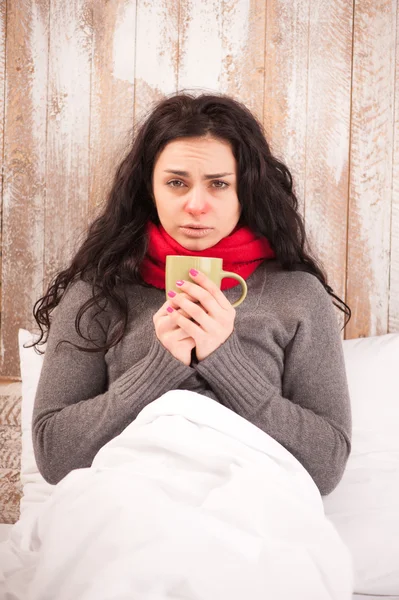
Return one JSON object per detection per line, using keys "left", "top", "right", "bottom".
{"left": 179, "top": 226, "right": 213, "bottom": 238}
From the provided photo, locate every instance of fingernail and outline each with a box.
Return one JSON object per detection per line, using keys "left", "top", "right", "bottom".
{"left": 176, "top": 280, "right": 184, "bottom": 287}
{"left": 189, "top": 269, "right": 199, "bottom": 277}
{"left": 167, "top": 290, "right": 176, "bottom": 298}
{"left": 167, "top": 306, "right": 174, "bottom": 313}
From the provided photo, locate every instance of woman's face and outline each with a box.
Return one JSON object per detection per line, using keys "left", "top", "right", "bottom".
{"left": 152, "top": 136, "right": 241, "bottom": 250}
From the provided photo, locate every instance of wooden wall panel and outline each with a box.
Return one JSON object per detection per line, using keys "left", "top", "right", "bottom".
{"left": 304, "top": 0, "right": 353, "bottom": 332}
{"left": 0, "top": 0, "right": 398, "bottom": 377}
{"left": 89, "top": 0, "right": 137, "bottom": 220}
{"left": 179, "top": 0, "right": 224, "bottom": 93}
{"left": 1, "top": 0, "right": 49, "bottom": 377}
{"left": 179, "top": 0, "right": 266, "bottom": 120}
{"left": 220, "top": 0, "right": 266, "bottom": 122}
{"left": 264, "top": 0, "right": 353, "bottom": 335}
{"left": 0, "top": 0, "right": 6, "bottom": 321}
{"left": 44, "top": 0, "right": 93, "bottom": 287}
{"left": 390, "top": 6, "right": 399, "bottom": 332}
{"left": 134, "top": 0, "right": 179, "bottom": 123}
{"left": 346, "top": 0, "right": 397, "bottom": 339}
{"left": 263, "top": 0, "right": 309, "bottom": 215}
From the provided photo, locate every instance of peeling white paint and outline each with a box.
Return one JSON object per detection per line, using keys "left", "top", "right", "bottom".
{"left": 178, "top": 0, "right": 223, "bottom": 92}
{"left": 112, "top": 1, "right": 136, "bottom": 84}
{"left": 29, "top": 2, "right": 49, "bottom": 141}
{"left": 135, "top": 1, "right": 178, "bottom": 95}
{"left": 349, "top": 3, "right": 395, "bottom": 335}
{"left": 219, "top": 0, "right": 250, "bottom": 92}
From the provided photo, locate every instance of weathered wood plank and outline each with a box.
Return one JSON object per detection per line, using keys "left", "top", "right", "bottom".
{"left": 389, "top": 4, "right": 399, "bottom": 333}
{"left": 0, "top": 0, "right": 7, "bottom": 322}
{"left": 179, "top": 0, "right": 265, "bottom": 121}
{"left": 134, "top": 0, "right": 179, "bottom": 124}
{"left": 89, "top": 0, "right": 136, "bottom": 221}
{"left": 304, "top": 0, "right": 353, "bottom": 333}
{"left": 263, "top": 0, "right": 310, "bottom": 216}
{"left": 178, "top": 0, "right": 223, "bottom": 93}
{"left": 44, "top": 0, "right": 93, "bottom": 286}
{"left": 346, "top": 0, "right": 396, "bottom": 339}
{"left": 219, "top": 0, "right": 266, "bottom": 122}
{"left": 1, "top": 0, "right": 49, "bottom": 377}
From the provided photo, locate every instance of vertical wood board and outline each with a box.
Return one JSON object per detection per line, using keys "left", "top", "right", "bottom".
{"left": 178, "top": 0, "right": 224, "bottom": 93}
{"left": 304, "top": 0, "right": 353, "bottom": 332}
{"left": 89, "top": 0, "right": 137, "bottom": 221}
{"left": 44, "top": 0, "right": 93, "bottom": 287}
{"left": 219, "top": 0, "right": 266, "bottom": 123}
{"left": 389, "top": 4, "right": 399, "bottom": 333}
{"left": 134, "top": 0, "right": 179, "bottom": 125}
{"left": 346, "top": 0, "right": 396, "bottom": 338}
{"left": 1, "top": 0, "right": 49, "bottom": 377}
{"left": 0, "top": 0, "right": 7, "bottom": 321}
{"left": 263, "top": 0, "right": 310, "bottom": 216}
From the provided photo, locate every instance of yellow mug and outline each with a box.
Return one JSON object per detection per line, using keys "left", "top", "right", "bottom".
{"left": 165, "top": 255, "right": 247, "bottom": 308}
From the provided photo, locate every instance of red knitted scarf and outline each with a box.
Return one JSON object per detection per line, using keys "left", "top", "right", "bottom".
{"left": 140, "top": 222, "right": 276, "bottom": 290}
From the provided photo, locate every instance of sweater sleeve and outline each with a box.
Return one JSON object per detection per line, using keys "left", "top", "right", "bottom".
{"left": 32, "top": 279, "right": 194, "bottom": 485}
{"left": 194, "top": 274, "right": 352, "bottom": 496}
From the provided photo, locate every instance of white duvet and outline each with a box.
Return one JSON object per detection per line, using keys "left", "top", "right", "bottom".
{"left": 0, "top": 390, "right": 353, "bottom": 600}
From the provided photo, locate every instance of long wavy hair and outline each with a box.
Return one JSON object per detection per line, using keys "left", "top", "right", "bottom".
{"left": 30, "top": 92, "right": 351, "bottom": 354}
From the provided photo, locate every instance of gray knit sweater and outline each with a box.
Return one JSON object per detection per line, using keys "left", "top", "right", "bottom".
{"left": 32, "top": 260, "right": 352, "bottom": 495}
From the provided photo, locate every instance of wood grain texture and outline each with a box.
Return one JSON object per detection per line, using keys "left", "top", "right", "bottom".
{"left": 304, "top": 0, "right": 353, "bottom": 333}
{"left": 264, "top": 0, "right": 352, "bottom": 336}
{"left": 89, "top": 0, "right": 137, "bottom": 221}
{"left": 44, "top": 0, "right": 93, "bottom": 287}
{"left": 219, "top": 0, "right": 266, "bottom": 122}
{"left": 263, "top": 0, "right": 310, "bottom": 216}
{"left": 1, "top": 0, "right": 49, "bottom": 377}
{"left": 0, "top": 0, "right": 6, "bottom": 322}
{"left": 179, "top": 0, "right": 266, "bottom": 119}
{"left": 0, "top": 0, "right": 398, "bottom": 378}
{"left": 179, "top": 0, "right": 224, "bottom": 93}
{"left": 390, "top": 5, "right": 399, "bottom": 333}
{"left": 134, "top": 0, "right": 179, "bottom": 124}
{"left": 346, "top": 0, "right": 396, "bottom": 339}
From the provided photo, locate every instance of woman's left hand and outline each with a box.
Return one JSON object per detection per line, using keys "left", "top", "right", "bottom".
{"left": 166, "top": 270, "right": 236, "bottom": 361}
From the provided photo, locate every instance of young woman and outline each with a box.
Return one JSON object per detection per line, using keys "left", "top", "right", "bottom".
{"left": 31, "top": 93, "right": 352, "bottom": 496}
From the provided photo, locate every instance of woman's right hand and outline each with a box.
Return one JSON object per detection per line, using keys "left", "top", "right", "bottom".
{"left": 153, "top": 297, "right": 196, "bottom": 366}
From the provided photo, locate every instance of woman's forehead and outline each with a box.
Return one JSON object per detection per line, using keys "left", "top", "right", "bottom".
{"left": 155, "top": 137, "right": 236, "bottom": 172}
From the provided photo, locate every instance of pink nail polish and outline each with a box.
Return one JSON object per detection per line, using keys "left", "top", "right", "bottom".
{"left": 167, "top": 290, "right": 176, "bottom": 298}
{"left": 167, "top": 306, "right": 174, "bottom": 313}
{"left": 176, "top": 280, "right": 184, "bottom": 287}
{"left": 189, "top": 269, "right": 198, "bottom": 277}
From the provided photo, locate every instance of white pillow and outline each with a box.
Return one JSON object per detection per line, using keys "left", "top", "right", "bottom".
{"left": 18, "top": 328, "right": 399, "bottom": 595}
{"left": 18, "top": 329, "right": 54, "bottom": 517}
{"left": 323, "top": 333, "right": 399, "bottom": 596}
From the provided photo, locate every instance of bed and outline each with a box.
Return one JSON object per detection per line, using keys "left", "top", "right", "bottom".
{"left": 0, "top": 329, "right": 398, "bottom": 599}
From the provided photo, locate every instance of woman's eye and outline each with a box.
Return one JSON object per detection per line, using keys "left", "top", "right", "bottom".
{"left": 167, "top": 180, "right": 185, "bottom": 188}
{"left": 212, "top": 180, "right": 229, "bottom": 189}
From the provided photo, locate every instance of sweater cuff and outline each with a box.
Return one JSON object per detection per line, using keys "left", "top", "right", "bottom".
{"left": 114, "top": 336, "right": 194, "bottom": 412}
{"left": 195, "top": 331, "right": 276, "bottom": 414}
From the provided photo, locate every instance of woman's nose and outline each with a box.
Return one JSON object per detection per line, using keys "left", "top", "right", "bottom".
{"left": 184, "top": 187, "right": 208, "bottom": 214}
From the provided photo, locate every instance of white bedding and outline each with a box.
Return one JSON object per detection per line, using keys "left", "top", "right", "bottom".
{"left": 0, "top": 524, "right": 12, "bottom": 543}
{"left": 0, "top": 390, "right": 354, "bottom": 600}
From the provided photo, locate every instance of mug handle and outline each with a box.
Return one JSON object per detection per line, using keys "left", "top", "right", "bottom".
{"left": 220, "top": 271, "right": 248, "bottom": 308}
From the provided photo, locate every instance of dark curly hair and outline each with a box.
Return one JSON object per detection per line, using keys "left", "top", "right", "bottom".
{"left": 30, "top": 91, "right": 351, "bottom": 354}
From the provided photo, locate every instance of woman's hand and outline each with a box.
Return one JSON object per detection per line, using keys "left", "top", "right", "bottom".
{"left": 153, "top": 299, "right": 195, "bottom": 366}
{"left": 166, "top": 269, "right": 236, "bottom": 361}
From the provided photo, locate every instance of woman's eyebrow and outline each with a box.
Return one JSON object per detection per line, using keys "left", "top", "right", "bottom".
{"left": 163, "top": 169, "right": 234, "bottom": 179}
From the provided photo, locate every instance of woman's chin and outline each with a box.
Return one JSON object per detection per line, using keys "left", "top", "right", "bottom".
{"left": 181, "top": 239, "right": 217, "bottom": 252}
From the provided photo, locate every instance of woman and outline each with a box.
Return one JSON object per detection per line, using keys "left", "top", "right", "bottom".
{"left": 31, "top": 92, "right": 352, "bottom": 496}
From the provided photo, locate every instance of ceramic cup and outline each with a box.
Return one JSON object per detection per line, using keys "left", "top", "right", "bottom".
{"left": 165, "top": 255, "right": 247, "bottom": 308}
